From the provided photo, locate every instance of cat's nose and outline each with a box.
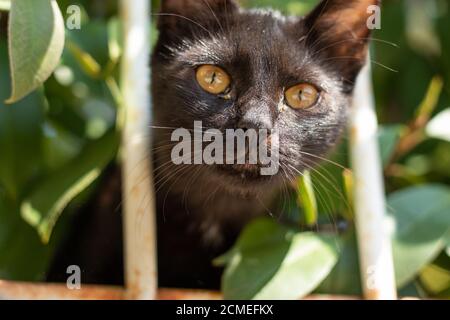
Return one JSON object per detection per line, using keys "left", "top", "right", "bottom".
{"left": 237, "top": 114, "right": 272, "bottom": 131}
{"left": 237, "top": 93, "right": 276, "bottom": 130}
{"left": 238, "top": 104, "right": 273, "bottom": 131}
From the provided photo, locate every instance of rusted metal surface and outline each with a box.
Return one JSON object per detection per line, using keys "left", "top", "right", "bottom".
{"left": 303, "top": 295, "right": 359, "bottom": 300}
{"left": 0, "top": 282, "right": 223, "bottom": 300}
{"left": 0, "top": 282, "right": 222, "bottom": 300}
{"left": 349, "top": 56, "right": 397, "bottom": 300}
{"left": 0, "top": 281, "right": 124, "bottom": 300}
{"left": 0, "top": 281, "right": 365, "bottom": 300}
{"left": 120, "top": 0, "right": 157, "bottom": 300}
{"left": 158, "top": 288, "right": 223, "bottom": 300}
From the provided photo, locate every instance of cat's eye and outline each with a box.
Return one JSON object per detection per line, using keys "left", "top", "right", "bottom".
{"left": 285, "top": 83, "right": 319, "bottom": 110}
{"left": 196, "top": 65, "right": 231, "bottom": 95}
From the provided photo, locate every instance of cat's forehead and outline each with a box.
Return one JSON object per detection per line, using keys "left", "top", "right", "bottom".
{"left": 176, "top": 9, "right": 306, "bottom": 67}
{"left": 236, "top": 8, "right": 294, "bottom": 31}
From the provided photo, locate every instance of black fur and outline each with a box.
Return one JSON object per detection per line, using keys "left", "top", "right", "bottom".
{"left": 48, "top": 0, "right": 377, "bottom": 289}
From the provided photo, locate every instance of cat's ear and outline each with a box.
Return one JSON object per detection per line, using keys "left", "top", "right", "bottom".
{"left": 304, "top": 0, "right": 380, "bottom": 84}
{"left": 158, "top": 0, "right": 238, "bottom": 36}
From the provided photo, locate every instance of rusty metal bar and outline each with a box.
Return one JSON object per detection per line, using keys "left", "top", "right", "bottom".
{"left": 120, "top": 0, "right": 157, "bottom": 300}
{"left": 0, "top": 281, "right": 221, "bottom": 300}
{"left": 0, "top": 281, "right": 123, "bottom": 300}
{"left": 349, "top": 56, "right": 397, "bottom": 299}
{"left": 0, "top": 281, "right": 361, "bottom": 300}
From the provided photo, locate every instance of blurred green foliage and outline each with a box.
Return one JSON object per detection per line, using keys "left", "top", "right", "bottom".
{"left": 0, "top": 0, "right": 449, "bottom": 299}
{"left": 0, "top": 0, "right": 120, "bottom": 280}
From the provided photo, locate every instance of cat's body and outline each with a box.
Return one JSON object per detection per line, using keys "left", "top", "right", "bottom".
{"left": 47, "top": 0, "right": 378, "bottom": 289}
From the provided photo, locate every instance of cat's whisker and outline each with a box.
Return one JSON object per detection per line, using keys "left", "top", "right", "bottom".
{"left": 302, "top": 0, "right": 333, "bottom": 49}
{"left": 322, "top": 56, "right": 398, "bottom": 73}
{"left": 295, "top": 163, "right": 340, "bottom": 232}
{"left": 298, "top": 150, "right": 348, "bottom": 170}
{"left": 153, "top": 158, "right": 179, "bottom": 179}
{"left": 161, "top": 164, "right": 195, "bottom": 218}
{"left": 279, "top": 166, "right": 292, "bottom": 221}
{"left": 152, "top": 143, "right": 178, "bottom": 152}
{"left": 281, "top": 164, "right": 321, "bottom": 228}
{"left": 313, "top": 37, "right": 399, "bottom": 57}
{"left": 299, "top": 158, "right": 353, "bottom": 218}
{"left": 309, "top": 15, "right": 361, "bottom": 53}
{"left": 153, "top": 150, "right": 193, "bottom": 178}
{"left": 159, "top": 165, "right": 193, "bottom": 222}
{"left": 261, "top": 196, "right": 276, "bottom": 219}
{"left": 181, "top": 166, "right": 203, "bottom": 217}
{"left": 200, "top": 0, "right": 225, "bottom": 35}
{"left": 285, "top": 163, "right": 339, "bottom": 232}
{"left": 155, "top": 163, "right": 190, "bottom": 194}
{"left": 202, "top": 179, "right": 221, "bottom": 211}
{"left": 150, "top": 125, "right": 225, "bottom": 136}
{"left": 180, "top": 165, "right": 208, "bottom": 221}
{"left": 152, "top": 13, "right": 214, "bottom": 38}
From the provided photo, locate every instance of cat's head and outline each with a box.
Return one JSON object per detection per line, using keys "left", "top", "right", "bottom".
{"left": 152, "top": 0, "right": 379, "bottom": 194}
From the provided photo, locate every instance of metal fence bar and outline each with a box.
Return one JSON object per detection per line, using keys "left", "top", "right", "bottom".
{"left": 0, "top": 281, "right": 362, "bottom": 300}
{"left": 349, "top": 56, "right": 397, "bottom": 300}
{"left": 0, "top": 281, "right": 124, "bottom": 300}
{"left": 120, "top": 0, "right": 157, "bottom": 300}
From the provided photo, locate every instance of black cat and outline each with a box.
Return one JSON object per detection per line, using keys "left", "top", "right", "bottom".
{"left": 48, "top": 0, "right": 379, "bottom": 290}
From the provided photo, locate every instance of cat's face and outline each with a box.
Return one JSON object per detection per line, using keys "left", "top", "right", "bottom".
{"left": 152, "top": 0, "right": 378, "bottom": 194}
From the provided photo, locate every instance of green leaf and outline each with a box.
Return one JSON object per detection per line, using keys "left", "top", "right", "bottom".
{"left": 310, "top": 139, "right": 350, "bottom": 217}
{"left": 419, "top": 252, "right": 450, "bottom": 297}
{"left": 315, "top": 230, "right": 362, "bottom": 296}
{"left": 107, "top": 17, "right": 122, "bottom": 63}
{"left": 66, "top": 40, "right": 102, "bottom": 79}
{"left": 0, "top": 0, "right": 10, "bottom": 11}
{"left": 6, "top": 0, "right": 65, "bottom": 103}
{"left": 222, "top": 218, "right": 339, "bottom": 300}
{"left": 297, "top": 170, "right": 318, "bottom": 226}
{"left": 20, "top": 131, "right": 119, "bottom": 243}
{"left": 0, "top": 42, "right": 45, "bottom": 200}
{"left": 66, "top": 20, "right": 110, "bottom": 73}
{"left": 405, "top": 2, "right": 441, "bottom": 58}
{"left": 426, "top": 108, "right": 450, "bottom": 142}
{"left": 414, "top": 76, "right": 444, "bottom": 121}
{"left": 341, "top": 169, "right": 354, "bottom": 221}
{"left": 378, "top": 124, "right": 404, "bottom": 167}
{"left": 0, "top": 193, "right": 60, "bottom": 281}
{"left": 319, "top": 185, "right": 450, "bottom": 294}
{"left": 398, "top": 281, "right": 426, "bottom": 298}
{"left": 387, "top": 185, "right": 450, "bottom": 287}
{"left": 42, "top": 121, "right": 83, "bottom": 171}
{"left": 420, "top": 264, "right": 450, "bottom": 296}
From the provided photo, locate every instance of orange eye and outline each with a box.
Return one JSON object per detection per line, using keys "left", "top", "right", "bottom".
{"left": 196, "top": 65, "right": 231, "bottom": 95}
{"left": 285, "top": 83, "right": 320, "bottom": 110}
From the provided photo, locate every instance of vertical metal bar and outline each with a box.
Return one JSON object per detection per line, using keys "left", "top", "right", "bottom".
{"left": 349, "top": 56, "right": 397, "bottom": 300}
{"left": 120, "top": 0, "right": 157, "bottom": 300}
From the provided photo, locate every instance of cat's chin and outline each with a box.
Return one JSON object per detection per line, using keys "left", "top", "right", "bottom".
{"left": 210, "top": 164, "right": 282, "bottom": 195}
